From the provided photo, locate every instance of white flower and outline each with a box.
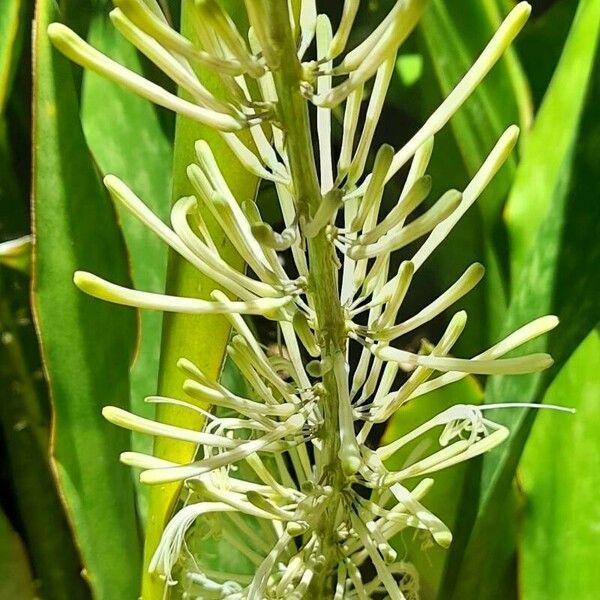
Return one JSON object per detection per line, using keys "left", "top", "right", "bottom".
{"left": 51, "top": 1, "right": 568, "bottom": 597}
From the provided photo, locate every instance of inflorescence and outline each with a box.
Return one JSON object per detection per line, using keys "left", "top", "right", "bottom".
{"left": 49, "top": 1, "right": 563, "bottom": 598}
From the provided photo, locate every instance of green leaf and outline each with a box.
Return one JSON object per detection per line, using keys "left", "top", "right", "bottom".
{"left": 381, "top": 377, "right": 482, "bottom": 600}
{"left": 0, "top": 269, "right": 91, "bottom": 600}
{"left": 32, "top": 2, "right": 142, "bottom": 598}
{"left": 519, "top": 329, "right": 600, "bottom": 600}
{"left": 0, "top": 0, "right": 24, "bottom": 111}
{"left": 0, "top": 506, "right": 34, "bottom": 599}
{"left": 81, "top": 6, "right": 172, "bottom": 522}
{"left": 444, "top": 10, "right": 600, "bottom": 596}
{"left": 0, "top": 1, "right": 28, "bottom": 236}
{"left": 505, "top": 0, "right": 600, "bottom": 280}
{"left": 515, "top": 0, "right": 579, "bottom": 109}
{"left": 141, "top": 3, "right": 259, "bottom": 598}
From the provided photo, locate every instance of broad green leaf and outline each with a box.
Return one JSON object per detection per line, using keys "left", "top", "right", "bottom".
{"left": 515, "top": 0, "right": 579, "bottom": 109}
{"left": 0, "top": 0, "right": 24, "bottom": 111}
{"left": 32, "top": 2, "right": 141, "bottom": 598}
{"left": 504, "top": 0, "right": 600, "bottom": 280}
{"left": 141, "top": 3, "right": 259, "bottom": 598}
{"left": 81, "top": 5, "right": 172, "bottom": 521}
{"left": 444, "top": 16, "right": 600, "bottom": 597}
{"left": 519, "top": 330, "right": 600, "bottom": 600}
{"left": 381, "top": 377, "right": 482, "bottom": 600}
{"left": 0, "top": 506, "right": 34, "bottom": 599}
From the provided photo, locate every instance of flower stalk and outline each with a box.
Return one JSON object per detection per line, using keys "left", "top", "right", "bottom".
{"left": 248, "top": 6, "right": 358, "bottom": 590}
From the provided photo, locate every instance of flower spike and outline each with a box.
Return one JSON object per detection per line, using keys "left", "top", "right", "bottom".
{"left": 55, "top": 1, "right": 566, "bottom": 596}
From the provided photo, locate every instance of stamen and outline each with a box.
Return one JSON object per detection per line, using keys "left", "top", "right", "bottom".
{"left": 481, "top": 403, "right": 575, "bottom": 414}
{"left": 195, "top": 480, "right": 278, "bottom": 521}
{"left": 149, "top": 502, "right": 237, "bottom": 582}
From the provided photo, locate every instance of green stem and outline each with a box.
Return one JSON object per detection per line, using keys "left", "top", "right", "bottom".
{"left": 252, "top": 1, "right": 349, "bottom": 593}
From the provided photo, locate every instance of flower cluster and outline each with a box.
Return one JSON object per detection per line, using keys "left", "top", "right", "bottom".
{"left": 50, "top": 1, "right": 563, "bottom": 598}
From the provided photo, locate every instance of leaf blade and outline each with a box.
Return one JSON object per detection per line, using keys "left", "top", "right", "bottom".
{"left": 504, "top": 0, "right": 600, "bottom": 280}
{"left": 519, "top": 330, "right": 600, "bottom": 600}
{"left": 81, "top": 7, "right": 173, "bottom": 523}
{"left": 32, "top": 1, "right": 142, "bottom": 597}
{"left": 0, "top": 506, "right": 34, "bottom": 600}
{"left": 0, "top": 0, "right": 23, "bottom": 111}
